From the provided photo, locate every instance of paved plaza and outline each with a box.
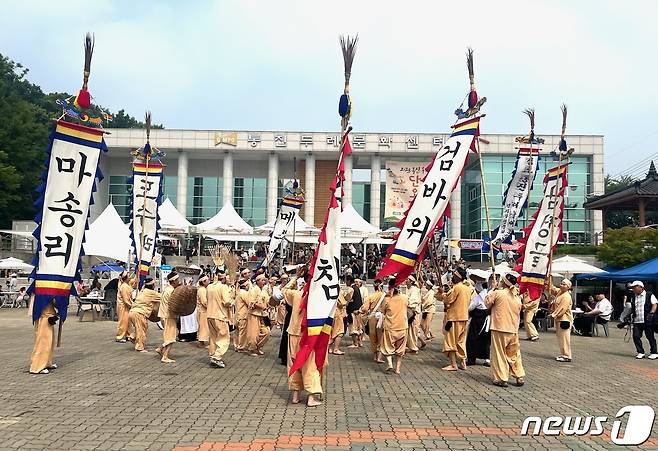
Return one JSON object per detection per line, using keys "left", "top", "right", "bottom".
{"left": 1, "top": 307, "right": 657, "bottom": 450}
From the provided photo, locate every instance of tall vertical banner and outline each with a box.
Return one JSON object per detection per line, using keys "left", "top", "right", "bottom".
{"left": 288, "top": 135, "right": 351, "bottom": 376}
{"left": 377, "top": 116, "right": 481, "bottom": 284}
{"left": 130, "top": 160, "right": 163, "bottom": 286}
{"left": 487, "top": 146, "right": 540, "bottom": 249}
{"left": 515, "top": 164, "right": 568, "bottom": 300}
{"left": 263, "top": 194, "right": 304, "bottom": 267}
{"left": 29, "top": 120, "right": 107, "bottom": 322}
{"left": 384, "top": 161, "right": 429, "bottom": 222}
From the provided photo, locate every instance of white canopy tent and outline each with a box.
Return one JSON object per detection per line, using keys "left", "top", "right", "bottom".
{"left": 550, "top": 255, "right": 605, "bottom": 276}
{"left": 159, "top": 198, "right": 193, "bottom": 234}
{"left": 197, "top": 202, "right": 253, "bottom": 235}
{"left": 0, "top": 257, "right": 34, "bottom": 272}
{"left": 255, "top": 215, "right": 318, "bottom": 235}
{"left": 84, "top": 203, "right": 132, "bottom": 262}
{"left": 341, "top": 203, "right": 381, "bottom": 237}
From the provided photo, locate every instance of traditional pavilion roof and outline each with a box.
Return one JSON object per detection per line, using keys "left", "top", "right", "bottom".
{"left": 584, "top": 161, "right": 658, "bottom": 210}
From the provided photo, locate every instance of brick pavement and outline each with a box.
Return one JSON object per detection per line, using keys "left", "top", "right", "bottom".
{"left": 1, "top": 307, "right": 657, "bottom": 450}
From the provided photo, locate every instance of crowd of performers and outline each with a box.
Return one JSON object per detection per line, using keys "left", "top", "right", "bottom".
{"left": 29, "top": 257, "right": 577, "bottom": 404}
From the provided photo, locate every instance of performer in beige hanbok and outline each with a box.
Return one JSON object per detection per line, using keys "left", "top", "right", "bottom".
{"left": 442, "top": 267, "right": 473, "bottom": 371}
{"left": 381, "top": 280, "right": 409, "bottom": 374}
{"left": 196, "top": 275, "right": 210, "bottom": 347}
{"left": 485, "top": 273, "right": 525, "bottom": 387}
{"left": 283, "top": 267, "right": 323, "bottom": 407}
{"left": 155, "top": 272, "right": 181, "bottom": 363}
{"left": 29, "top": 299, "right": 58, "bottom": 374}
{"left": 246, "top": 274, "right": 270, "bottom": 356}
{"left": 234, "top": 273, "right": 250, "bottom": 352}
{"left": 547, "top": 276, "right": 574, "bottom": 362}
{"left": 360, "top": 279, "right": 386, "bottom": 362}
{"left": 420, "top": 280, "right": 437, "bottom": 340}
{"left": 206, "top": 273, "right": 234, "bottom": 367}
{"left": 329, "top": 285, "right": 349, "bottom": 355}
{"left": 405, "top": 276, "right": 422, "bottom": 353}
{"left": 522, "top": 291, "right": 540, "bottom": 341}
{"left": 128, "top": 277, "right": 160, "bottom": 352}
{"left": 115, "top": 271, "right": 134, "bottom": 342}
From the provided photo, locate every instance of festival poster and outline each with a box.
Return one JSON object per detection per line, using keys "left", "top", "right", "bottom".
{"left": 384, "top": 161, "right": 429, "bottom": 222}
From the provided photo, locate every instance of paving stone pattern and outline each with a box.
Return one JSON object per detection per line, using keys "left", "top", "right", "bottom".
{"left": 1, "top": 307, "right": 657, "bottom": 450}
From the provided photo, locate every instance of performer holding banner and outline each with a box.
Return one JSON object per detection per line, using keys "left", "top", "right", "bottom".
{"left": 130, "top": 112, "right": 164, "bottom": 288}
{"left": 377, "top": 48, "right": 486, "bottom": 285}
{"left": 28, "top": 33, "right": 109, "bottom": 374}
{"left": 287, "top": 35, "right": 358, "bottom": 407}
{"left": 263, "top": 182, "right": 304, "bottom": 268}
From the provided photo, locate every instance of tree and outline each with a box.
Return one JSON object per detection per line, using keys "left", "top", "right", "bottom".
{"left": 0, "top": 52, "right": 164, "bottom": 228}
{"left": 597, "top": 227, "right": 658, "bottom": 268}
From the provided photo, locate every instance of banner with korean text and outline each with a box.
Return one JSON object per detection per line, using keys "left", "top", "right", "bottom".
{"left": 263, "top": 195, "right": 304, "bottom": 267}
{"left": 515, "top": 164, "right": 568, "bottom": 300}
{"left": 377, "top": 116, "right": 481, "bottom": 284}
{"left": 28, "top": 120, "right": 107, "bottom": 322}
{"left": 486, "top": 146, "right": 540, "bottom": 251}
{"left": 130, "top": 160, "right": 163, "bottom": 286}
{"left": 289, "top": 136, "right": 351, "bottom": 376}
{"left": 384, "top": 161, "right": 429, "bottom": 222}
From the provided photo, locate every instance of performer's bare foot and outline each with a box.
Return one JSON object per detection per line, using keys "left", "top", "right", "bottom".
{"left": 394, "top": 368, "right": 401, "bottom": 375}
{"left": 347, "top": 344, "right": 358, "bottom": 348}
{"left": 459, "top": 361, "right": 467, "bottom": 370}
{"left": 155, "top": 347, "right": 163, "bottom": 356}
{"left": 257, "top": 350, "right": 264, "bottom": 355}
{"left": 441, "top": 364, "right": 458, "bottom": 371}
{"left": 160, "top": 357, "right": 175, "bottom": 363}
{"left": 47, "top": 363, "right": 58, "bottom": 370}
{"left": 328, "top": 349, "right": 334, "bottom": 354}
{"left": 333, "top": 350, "right": 345, "bottom": 355}
{"left": 307, "top": 394, "right": 322, "bottom": 407}
{"left": 385, "top": 366, "right": 394, "bottom": 373}
{"left": 291, "top": 390, "right": 300, "bottom": 404}
{"left": 249, "top": 352, "right": 259, "bottom": 357}
{"left": 138, "top": 349, "right": 149, "bottom": 353}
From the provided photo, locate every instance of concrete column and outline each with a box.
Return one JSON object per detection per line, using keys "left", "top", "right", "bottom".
{"left": 305, "top": 154, "right": 315, "bottom": 224}
{"left": 344, "top": 153, "right": 353, "bottom": 204}
{"left": 267, "top": 152, "right": 279, "bottom": 222}
{"left": 591, "top": 144, "right": 604, "bottom": 241}
{"left": 449, "top": 178, "right": 462, "bottom": 260}
{"left": 222, "top": 151, "right": 233, "bottom": 205}
{"left": 176, "top": 150, "right": 188, "bottom": 217}
{"left": 370, "top": 155, "right": 381, "bottom": 228}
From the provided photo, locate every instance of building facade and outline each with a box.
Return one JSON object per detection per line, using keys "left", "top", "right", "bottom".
{"left": 98, "top": 129, "right": 604, "bottom": 259}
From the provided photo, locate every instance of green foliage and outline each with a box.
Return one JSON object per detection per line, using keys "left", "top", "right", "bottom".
{"left": 596, "top": 227, "right": 658, "bottom": 268}
{"left": 604, "top": 174, "right": 635, "bottom": 193}
{"left": 0, "top": 52, "right": 164, "bottom": 228}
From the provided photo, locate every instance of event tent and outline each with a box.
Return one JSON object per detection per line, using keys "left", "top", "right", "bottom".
{"left": 255, "top": 215, "right": 318, "bottom": 234}
{"left": 84, "top": 203, "right": 132, "bottom": 262}
{"left": 0, "top": 257, "right": 34, "bottom": 272}
{"left": 550, "top": 255, "right": 605, "bottom": 276}
{"left": 577, "top": 255, "right": 658, "bottom": 281}
{"left": 341, "top": 203, "right": 381, "bottom": 236}
{"left": 197, "top": 202, "right": 253, "bottom": 234}
{"left": 159, "top": 198, "right": 193, "bottom": 234}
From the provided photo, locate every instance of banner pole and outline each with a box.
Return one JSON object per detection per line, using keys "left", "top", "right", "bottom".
{"left": 476, "top": 140, "right": 497, "bottom": 283}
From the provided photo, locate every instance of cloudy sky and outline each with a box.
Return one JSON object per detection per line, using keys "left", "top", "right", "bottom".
{"left": 2, "top": 1, "right": 657, "bottom": 178}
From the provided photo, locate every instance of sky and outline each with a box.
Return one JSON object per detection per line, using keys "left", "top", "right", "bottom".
{"left": 2, "top": 0, "right": 658, "bottom": 178}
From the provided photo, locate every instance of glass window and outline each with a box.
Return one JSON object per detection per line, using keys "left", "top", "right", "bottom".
{"left": 234, "top": 178, "right": 267, "bottom": 226}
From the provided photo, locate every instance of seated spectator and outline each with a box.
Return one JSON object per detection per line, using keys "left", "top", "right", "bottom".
{"left": 16, "top": 287, "right": 28, "bottom": 308}
{"left": 576, "top": 293, "right": 613, "bottom": 336}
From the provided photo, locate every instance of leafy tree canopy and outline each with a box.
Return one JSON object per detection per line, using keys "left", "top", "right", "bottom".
{"left": 597, "top": 227, "right": 658, "bottom": 268}
{"left": 0, "top": 53, "right": 164, "bottom": 228}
